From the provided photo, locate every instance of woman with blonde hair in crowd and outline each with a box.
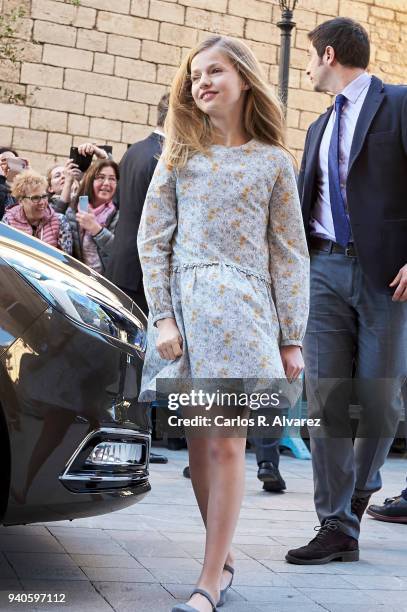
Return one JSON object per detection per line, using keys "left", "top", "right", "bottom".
{"left": 2, "top": 169, "right": 72, "bottom": 253}
{"left": 138, "top": 35, "right": 309, "bottom": 612}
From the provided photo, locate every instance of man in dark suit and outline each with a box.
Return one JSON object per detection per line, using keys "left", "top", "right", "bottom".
{"left": 107, "top": 93, "right": 169, "bottom": 314}
{"left": 286, "top": 18, "right": 407, "bottom": 565}
{"left": 107, "top": 93, "right": 169, "bottom": 464}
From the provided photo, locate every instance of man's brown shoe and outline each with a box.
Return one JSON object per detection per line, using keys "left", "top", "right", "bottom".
{"left": 351, "top": 494, "right": 371, "bottom": 522}
{"left": 285, "top": 520, "right": 359, "bottom": 565}
{"left": 367, "top": 494, "right": 407, "bottom": 523}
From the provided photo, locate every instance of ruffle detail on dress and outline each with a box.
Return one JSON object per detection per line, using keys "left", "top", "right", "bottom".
{"left": 169, "top": 261, "right": 272, "bottom": 287}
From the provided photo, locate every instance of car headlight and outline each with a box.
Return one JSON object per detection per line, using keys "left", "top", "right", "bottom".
{"left": 1, "top": 241, "right": 146, "bottom": 355}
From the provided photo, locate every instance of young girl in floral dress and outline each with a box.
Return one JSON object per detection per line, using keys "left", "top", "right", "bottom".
{"left": 138, "top": 35, "right": 309, "bottom": 612}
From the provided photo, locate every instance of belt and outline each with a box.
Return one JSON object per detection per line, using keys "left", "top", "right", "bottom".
{"left": 309, "top": 236, "right": 357, "bottom": 257}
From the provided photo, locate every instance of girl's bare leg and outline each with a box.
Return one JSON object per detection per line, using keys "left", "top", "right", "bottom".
{"left": 184, "top": 434, "right": 246, "bottom": 611}
{"left": 187, "top": 438, "right": 235, "bottom": 588}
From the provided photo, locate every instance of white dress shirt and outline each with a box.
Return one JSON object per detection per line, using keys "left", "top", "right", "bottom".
{"left": 309, "top": 72, "right": 372, "bottom": 241}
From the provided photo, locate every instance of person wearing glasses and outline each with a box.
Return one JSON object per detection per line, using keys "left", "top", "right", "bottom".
{"left": 66, "top": 159, "right": 119, "bottom": 275}
{"left": 2, "top": 169, "right": 72, "bottom": 253}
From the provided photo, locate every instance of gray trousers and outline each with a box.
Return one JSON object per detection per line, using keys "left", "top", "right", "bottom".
{"left": 304, "top": 250, "right": 407, "bottom": 539}
{"left": 252, "top": 435, "right": 280, "bottom": 467}
{"left": 250, "top": 405, "right": 287, "bottom": 467}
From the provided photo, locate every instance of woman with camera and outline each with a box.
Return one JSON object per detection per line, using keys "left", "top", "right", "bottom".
{"left": 65, "top": 159, "right": 119, "bottom": 275}
{"left": 47, "top": 142, "right": 110, "bottom": 215}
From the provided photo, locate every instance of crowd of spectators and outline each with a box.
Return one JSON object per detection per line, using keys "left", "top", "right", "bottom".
{"left": 0, "top": 141, "right": 119, "bottom": 274}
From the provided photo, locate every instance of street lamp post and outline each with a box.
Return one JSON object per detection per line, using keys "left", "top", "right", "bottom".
{"left": 277, "top": 0, "right": 298, "bottom": 114}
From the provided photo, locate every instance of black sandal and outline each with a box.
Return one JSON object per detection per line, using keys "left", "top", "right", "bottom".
{"left": 217, "top": 563, "right": 234, "bottom": 607}
{"left": 171, "top": 587, "right": 218, "bottom": 611}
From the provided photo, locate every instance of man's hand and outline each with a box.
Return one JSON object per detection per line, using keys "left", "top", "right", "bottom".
{"left": 77, "top": 143, "right": 108, "bottom": 159}
{"left": 280, "top": 345, "right": 304, "bottom": 382}
{"left": 156, "top": 318, "right": 183, "bottom": 360}
{"left": 390, "top": 264, "right": 407, "bottom": 302}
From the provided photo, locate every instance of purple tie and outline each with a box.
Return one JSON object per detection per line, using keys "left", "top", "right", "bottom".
{"left": 328, "top": 94, "right": 351, "bottom": 247}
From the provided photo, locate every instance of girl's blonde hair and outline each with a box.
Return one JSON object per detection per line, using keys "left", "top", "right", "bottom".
{"left": 164, "top": 35, "right": 287, "bottom": 170}
{"left": 11, "top": 170, "right": 47, "bottom": 200}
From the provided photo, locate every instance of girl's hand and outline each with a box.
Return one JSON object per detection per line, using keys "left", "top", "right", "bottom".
{"left": 77, "top": 143, "right": 108, "bottom": 159}
{"left": 280, "top": 345, "right": 304, "bottom": 382}
{"left": 156, "top": 318, "right": 183, "bottom": 360}
{"left": 76, "top": 210, "right": 102, "bottom": 236}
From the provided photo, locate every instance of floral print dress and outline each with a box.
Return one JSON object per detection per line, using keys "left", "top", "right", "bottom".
{"left": 137, "top": 139, "right": 309, "bottom": 401}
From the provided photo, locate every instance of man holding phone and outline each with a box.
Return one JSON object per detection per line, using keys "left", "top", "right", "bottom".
{"left": 0, "top": 147, "right": 29, "bottom": 219}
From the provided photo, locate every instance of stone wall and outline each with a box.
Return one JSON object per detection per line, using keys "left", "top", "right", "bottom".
{"left": 0, "top": 0, "right": 406, "bottom": 171}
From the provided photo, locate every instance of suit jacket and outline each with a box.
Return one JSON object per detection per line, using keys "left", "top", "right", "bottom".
{"left": 299, "top": 76, "right": 407, "bottom": 293}
{"left": 106, "top": 132, "right": 163, "bottom": 292}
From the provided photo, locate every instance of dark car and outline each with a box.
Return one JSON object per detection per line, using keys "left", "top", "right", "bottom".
{"left": 0, "top": 223, "right": 151, "bottom": 525}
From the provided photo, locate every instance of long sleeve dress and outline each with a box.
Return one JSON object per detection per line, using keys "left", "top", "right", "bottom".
{"left": 137, "top": 139, "right": 309, "bottom": 402}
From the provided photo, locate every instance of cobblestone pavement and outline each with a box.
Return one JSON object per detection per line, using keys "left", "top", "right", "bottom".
{"left": 0, "top": 449, "right": 406, "bottom": 611}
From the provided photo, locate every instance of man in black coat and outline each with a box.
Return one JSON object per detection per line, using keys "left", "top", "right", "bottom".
{"left": 107, "top": 93, "right": 169, "bottom": 314}
{"left": 286, "top": 18, "right": 407, "bottom": 565}
{"left": 107, "top": 94, "right": 169, "bottom": 464}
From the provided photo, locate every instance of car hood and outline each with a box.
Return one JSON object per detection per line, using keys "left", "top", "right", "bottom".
{"left": 0, "top": 222, "right": 145, "bottom": 323}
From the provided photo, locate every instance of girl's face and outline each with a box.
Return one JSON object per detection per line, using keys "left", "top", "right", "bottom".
{"left": 92, "top": 166, "right": 117, "bottom": 206}
{"left": 49, "top": 166, "right": 65, "bottom": 195}
{"left": 190, "top": 47, "right": 248, "bottom": 119}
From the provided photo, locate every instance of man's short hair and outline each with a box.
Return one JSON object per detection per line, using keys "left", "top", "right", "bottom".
{"left": 308, "top": 18, "right": 370, "bottom": 69}
{"left": 157, "top": 93, "right": 169, "bottom": 127}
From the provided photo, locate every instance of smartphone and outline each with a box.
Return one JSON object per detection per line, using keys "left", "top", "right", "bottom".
{"left": 78, "top": 195, "right": 89, "bottom": 213}
{"left": 98, "top": 145, "right": 112, "bottom": 156}
{"left": 70, "top": 147, "right": 92, "bottom": 173}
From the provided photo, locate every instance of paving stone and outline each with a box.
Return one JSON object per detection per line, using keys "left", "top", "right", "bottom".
{"left": 166, "top": 583, "right": 250, "bottom": 606}
{"left": 259, "top": 560, "right": 342, "bottom": 574}
{"left": 236, "top": 544, "right": 290, "bottom": 560}
{"left": 105, "top": 529, "right": 166, "bottom": 542}
{"left": 181, "top": 541, "right": 253, "bottom": 559}
{"left": 1, "top": 452, "right": 405, "bottom": 611}
{"left": 325, "top": 606, "right": 390, "bottom": 612}
{"left": 137, "top": 556, "right": 201, "bottom": 570}
{"left": 47, "top": 526, "right": 112, "bottom": 539}
{"left": 282, "top": 573, "right": 353, "bottom": 589}
{"left": 343, "top": 574, "right": 407, "bottom": 590}
{"left": 120, "top": 540, "right": 189, "bottom": 558}
{"left": 82, "top": 566, "right": 155, "bottom": 582}
{"left": 256, "top": 604, "right": 326, "bottom": 612}
{"left": 0, "top": 553, "right": 18, "bottom": 579}
{"left": 54, "top": 536, "right": 124, "bottom": 555}
{"left": 5, "top": 553, "right": 87, "bottom": 581}
{"left": 233, "top": 572, "right": 292, "bottom": 587}
{"left": 95, "top": 582, "right": 176, "bottom": 612}
{"left": 233, "top": 585, "right": 313, "bottom": 603}
{"left": 147, "top": 568, "right": 202, "bottom": 584}
{"left": 70, "top": 554, "right": 142, "bottom": 569}
{"left": 364, "top": 589, "right": 407, "bottom": 605}
{"left": 0, "top": 578, "right": 22, "bottom": 590}
{"left": 0, "top": 526, "right": 49, "bottom": 536}
{"left": 0, "top": 535, "right": 65, "bottom": 554}
{"left": 18, "top": 580, "right": 112, "bottom": 611}
{"left": 298, "top": 587, "right": 380, "bottom": 605}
